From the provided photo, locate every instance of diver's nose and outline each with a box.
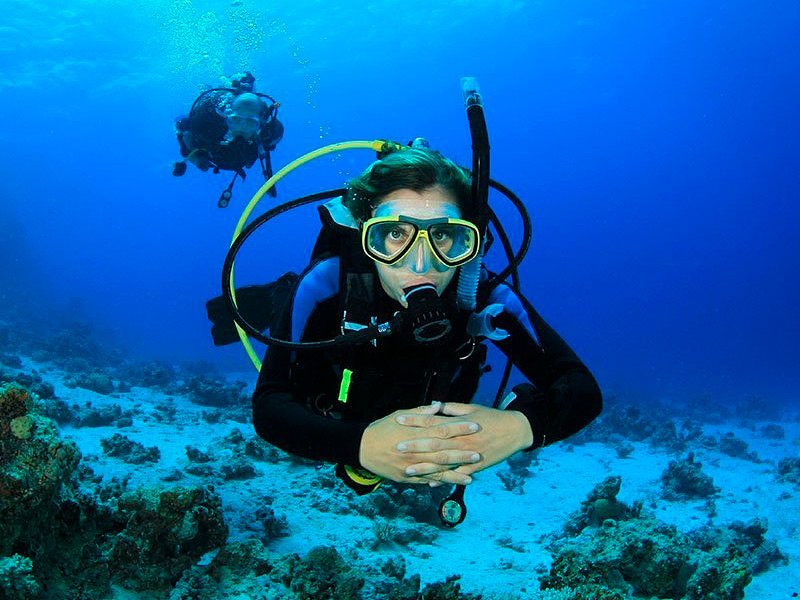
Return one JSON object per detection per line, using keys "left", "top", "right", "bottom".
{"left": 410, "top": 238, "right": 431, "bottom": 273}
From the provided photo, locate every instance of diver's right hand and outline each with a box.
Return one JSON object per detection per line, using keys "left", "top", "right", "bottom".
{"left": 358, "top": 403, "right": 481, "bottom": 486}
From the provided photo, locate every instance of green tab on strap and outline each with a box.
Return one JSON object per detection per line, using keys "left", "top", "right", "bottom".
{"left": 338, "top": 368, "right": 353, "bottom": 403}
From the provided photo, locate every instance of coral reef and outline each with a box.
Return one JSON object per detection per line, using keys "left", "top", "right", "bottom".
{"left": 111, "top": 486, "right": 229, "bottom": 590}
{"left": 65, "top": 370, "right": 115, "bottom": 395}
{"left": 100, "top": 433, "right": 160, "bottom": 464}
{"left": 496, "top": 450, "right": 537, "bottom": 493}
{"left": 0, "top": 384, "right": 82, "bottom": 557}
{"left": 368, "top": 517, "right": 439, "bottom": 549}
{"left": 271, "top": 545, "right": 365, "bottom": 600}
{"left": 759, "top": 423, "right": 785, "bottom": 439}
{"left": 1, "top": 383, "right": 231, "bottom": 598}
{"left": 180, "top": 375, "right": 248, "bottom": 408}
{"left": 661, "top": 452, "right": 719, "bottom": 500}
{"left": 0, "top": 554, "right": 42, "bottom": 600}
{"left": 776, "top": 457, "right": 800, "bottom": 486}
{"left": 359, "top": 481, "right": 452, "bottom": 524}
{"left": 543, "top": 479, "right": 785, "bottom": 600}
{"left": 117, "top": 360, "right": 177, "bottom": 389}
{"left": 561, "top": 476, "right": 642, "bottom": 536}
{"left": 717, "top": 432, "right": 759, "bottom": 461}
{"left": 570, "top": 400, "right": 693, "bottom": 453}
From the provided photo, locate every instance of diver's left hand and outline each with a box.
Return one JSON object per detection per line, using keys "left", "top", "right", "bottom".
{"left": 396, "top": 403, "right": 533, "bottom": 481}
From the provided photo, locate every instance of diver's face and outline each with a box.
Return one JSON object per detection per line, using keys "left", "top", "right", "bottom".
{"left": 369, "top": 187, "right": 460, "bottom": 308}
{"left": 228, "top": 113, "right": 260, "bottom": 139}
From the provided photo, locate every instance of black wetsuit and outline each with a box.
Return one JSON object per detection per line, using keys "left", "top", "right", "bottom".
{"left": 252, "top": 256, "right": 603, "bottom": 467}
{"left": 177, "top": 90, "right": 284, "bottom": 175}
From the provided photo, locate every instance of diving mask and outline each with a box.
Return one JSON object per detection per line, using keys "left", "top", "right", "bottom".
{"left": 361, "top": 215, "right": 480, "bottom": 269}
{"left": 227, "top": 114, "right": 261, "bottom": 138}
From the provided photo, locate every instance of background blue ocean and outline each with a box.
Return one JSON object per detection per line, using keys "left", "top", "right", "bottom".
{"left": 1, "top": 0, "right": 798, "bottom": 407}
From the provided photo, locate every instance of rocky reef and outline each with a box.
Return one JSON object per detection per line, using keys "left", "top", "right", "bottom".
{"left": 0, "top": 383, "right": 228, "bottom": 599}
{"left": 541, "top": 477, "right": 785, "bottom": 600}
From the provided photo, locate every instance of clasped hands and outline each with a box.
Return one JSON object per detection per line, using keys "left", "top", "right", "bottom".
{"left": 358, "top": 401, "right": 533, "bottom": 486}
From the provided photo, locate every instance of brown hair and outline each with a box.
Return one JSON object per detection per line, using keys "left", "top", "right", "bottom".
{"left": 344, "top": 149, "right": 472, "bottom": 223}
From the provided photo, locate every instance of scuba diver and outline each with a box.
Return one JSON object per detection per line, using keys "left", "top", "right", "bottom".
{"left": 207, "top": 78, "right": 602, "bottom": 526}
{"left": 172, "top": 72, "right": 284, "bottom": 207}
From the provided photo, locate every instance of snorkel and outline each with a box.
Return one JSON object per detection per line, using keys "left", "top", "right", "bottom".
{"left": 457, "top": 77, "right": 490, "bottom": 312}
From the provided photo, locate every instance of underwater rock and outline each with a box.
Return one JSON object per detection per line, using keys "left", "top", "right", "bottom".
{"left": 0, "top": 384, "right": 116, "bottom": 598}
{"left": 67, "top": 371, "right": 115, "bottom": 395}
{"left": 0, "top": 384, "right": 82, "bottom": 556}
{"left": 201, "top": 409, "right": 225, "bottom": 423}
{"left": 168, "top": 569, "right": 219, "bottom": 600}
{"left": 357, "top": 481, "right": 452, "bottom": 525}
{"left": 100, "top": 433, "right": 160, "bottom": 464}
{"left": 77, "top": 403, "right": 126, "bottom": 427}
{"left": 496, "top": 535, "right": 527, "bottom": 553}
{"left": 368, "top": 517, "right": 439, "bottom": 549}
{"left": 545, "top": 519, "right": 702, "bottom": 599}
{"left": 1, "top": 383, "right": 236, "bottom": 599}
{"left": 497, "top": 468, "right": 527, "bottom": 493}
{"left": 506, "top": 448, "right": 537, "bottom": 474}
{"left": 14, "top": 371, "right": 35, "bottom": 387}
{"left": 561, "top": 475, "right": 641, "bottom": 536}
{"left": 0, "top": 554, "right": 42, "bottom": 600}
{"left": 0, "top": 352, "right": 23, "bottom": 368}
{"left": 29, "top": 380, "right": 55, "bottom": 400}
{"left": 611, "top": 438, "right": 635, "bottom": 459}
{"left": 419, "top": 575, "right": 482, "bottom": 600}
{"left": 546, "top": 480, "right": 785, "bottom": 600}
{"left": 220, "top": 456, "right": 258, "bottom": 480}
{"left": 255, "top": 505, "right": 290, "bottom": 540}
{"left": 181, "top": 375, "right": 248, "bottom": 408}
{"left": 759, "top": 423, "right": 785, "bottom": 439}
{"left": 661, "top": 452, "right": 719, "bottom": 500}
{"left": 244, "top": 435, "right": 284, "bottom": 462}
{"left": 207, "top": 539, "right": 272, "bottom": 578}
{"left": 718, "top": 432, "right": 759, "bottom": 461}
{"left": 43, "top": 322, "right": 124, "bottom": 371}
{"left": 117, "top": 360, "right": 177, "bottom": 389}
{"left": 33, "top": 398, "right": 74, "bottom": 425}
{"left": 570, "top": 401, "right": 689, "bottom": 453}
{"left": 186, "top": 445, "right": 212, "bottom": 463}
{"left": 272, "top": 545, "right": 365, "bottom": 600}
{"left": 111, "top": 485, "right": 229, "bottom": 591}
{"left": 497, "top": 450, "right": 537, "bottom": 493}
{"left": 776, "top": 457, "right": 800, "bottom": 486}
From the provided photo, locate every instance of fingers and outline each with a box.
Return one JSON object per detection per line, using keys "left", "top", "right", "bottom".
{"left": 395, "top": 415, "right": 480, "bottom": 439}
{"left": 437, "top": 402, "right": 475, "bottom": 417}
{"left": 398, "top": 468, "right": 473, "bottom": 486}
{"left": 396, "top": 429, "right": 480, "bottom": 453}
{"left": 402, "top": 401, "right": 443, "bottom": 415}
{"left": 402, "top": 450, "right": 481, "bottom": 474}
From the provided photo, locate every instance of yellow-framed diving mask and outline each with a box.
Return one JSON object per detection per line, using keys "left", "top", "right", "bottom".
{"left": 361, "top": 215, "right": 480, "bottom": 268}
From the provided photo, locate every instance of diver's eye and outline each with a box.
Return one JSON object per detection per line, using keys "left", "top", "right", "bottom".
{"left": 430, "top": 227, "right": 455, "bottom": 248}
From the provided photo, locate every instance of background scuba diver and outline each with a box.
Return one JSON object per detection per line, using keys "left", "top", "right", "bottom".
{"left": 250, "top": 149, "right": 603, "bottom": 492}
{"left": 172, "top": 72, "right": 284, "bottom": 207}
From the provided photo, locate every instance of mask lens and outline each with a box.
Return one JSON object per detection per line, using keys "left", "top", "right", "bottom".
{"left": 229, "top": 115, "right": 260, "bottom": 133}
{"left": 429, "top": 223, "right": 477, "bottom": 265}
{"left": 366, "top": 221, "right": 417, "bottom": 262}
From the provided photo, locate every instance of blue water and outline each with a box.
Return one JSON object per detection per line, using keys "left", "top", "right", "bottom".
{"left": 1, "top": 0, "right": 798, "bottom": 406}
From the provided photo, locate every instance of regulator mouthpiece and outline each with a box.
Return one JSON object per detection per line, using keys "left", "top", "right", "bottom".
{"left": 401, "top": 285, "right": 454, "bottom": 345}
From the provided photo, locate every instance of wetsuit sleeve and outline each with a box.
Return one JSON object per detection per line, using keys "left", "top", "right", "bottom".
{"left": 488, "top": 284, "right": 603, "bottom": 449}
{"left": 251, "top": 259, "right": 370, "bottom": 465}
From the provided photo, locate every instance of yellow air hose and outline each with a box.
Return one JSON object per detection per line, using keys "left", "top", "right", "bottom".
{"left": 228, "top": 140, "right": 394, "bottom": 371}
